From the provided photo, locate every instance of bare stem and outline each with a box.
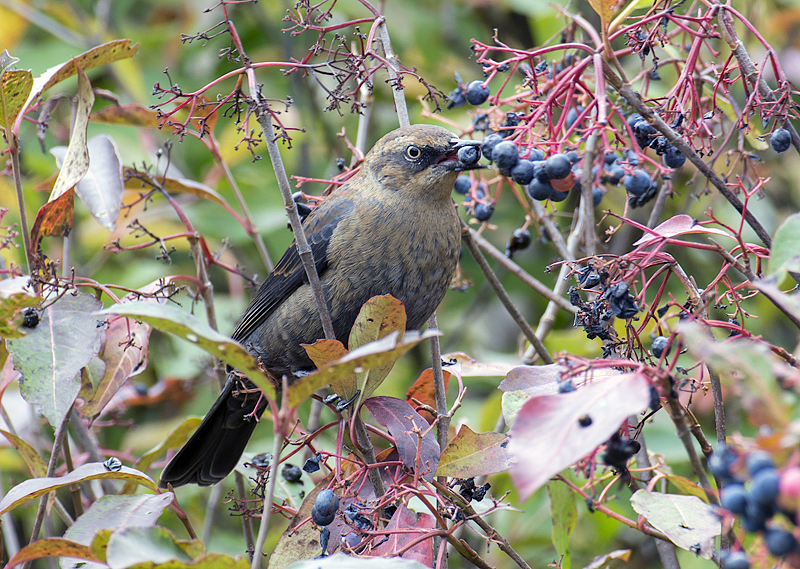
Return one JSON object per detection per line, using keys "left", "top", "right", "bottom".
{"left": 461, "top": 219, "right": 553, "bottom": 364}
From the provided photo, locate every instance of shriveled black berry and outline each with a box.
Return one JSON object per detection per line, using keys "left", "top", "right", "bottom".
{"left": 603, "top": 432, "right": 641, "bottom": 470}
{"left": 634, "top": 120, "right": 657, "bottom": 148}
{"left": 458, "top": 145, "right": 480, "bottom": 165}
{"left": 473, "top": 113, "right": 490, "bottom": 131}
{"left": 651, "top": 336, "right": 670, "bottom": 358}
{"left": 770, "top": 128, "right": 791, "bottom": 153}
{"left": 311, "top": 489, "right": 339, "bottom": 526}
{"left": 481, "top": 134, "right": 503, "bottom": 161}
{"left": 303, "top": 453, "right": 322, "bottom": 473}
{"left": 454, "top": 175, "right": 471, "bottom": 195}
{"left": 319, "top": 526, "right": 330, "bottom": 555}
{"left": 544, "top": 154, "right": 572, "bottom": 180}
{"left": 492, "top": 140, "right": 519, "bottom": 174}
{"left": 603, "top": 282, "right": 639, "bottom": 319}
{"left": 624, "top": 169, "right": 651, "bottom": 196}
{"left": 22, "top": 307, "right": 39, "bottom": 328}
{"left": 664, "top": 144, "right": 686, "bottom": 168}
{"left": 528, "top": 179, "right": 554, "bottom": 201}
{"left": 282, "top": 464, "right": 302, "bottom": 483}
{"left": 465, "top": 80, "right": 491, "bottom": 105}
{"left": 511, "top": 159, "right": 534, "bottom": 185}
{"left": 506, "top": 228, "right": 531, "bottom": 258}
{"left": 474, "top": 203, "right": 494, "bottom": 222}
{"left": 447, "top": 85, "right": 466, "bottom": 109}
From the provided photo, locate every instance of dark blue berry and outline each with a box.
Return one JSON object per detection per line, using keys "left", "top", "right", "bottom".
{"left": 458, "top": 145, "right": 480, "bottom": 165}
{"left": 545, "top": 154, "right": 571, "bottom": 180}
{"left": 454, "top": 175, "right": 471, "bottom": 195}
{"left": 511, "top": 159, "right": 534, "bottom": 185}
{"left": 744, "top": 498, "right": 773, "bottom": 530}
{"left": 311, "top": 489, "right": 339, "bottom": 526}
{"left": 492, "top": 140, "right": 519, "bottom": 174}
{"left": 746, "top": 451, "right": 774, "bottom": 477}
{"left": 604, "top": 163, "right": 625, "bottom": 185}
{"left": 566, "top": 150, "right": 580, "bottom": 164}
{"left": 566, "top": 106, "right": 584, "bottom": 130}
{"left": 604, "top": 152, "right": 619, "bottom": 166}
{"left": 474, "top": 203, "right": 494, "bottom": 221}
{"left": 533, "top": 160, "right": 549, "bottom": 183}
{"left": 341, "top": 531, "right": 361, "bottom": 550}
{"left": 764, "top": 527, "right": 797, "bottom": 556}
{"left": 549, "top": 188, "right": 570, "bottom": 202}
{"left": 481, "top": 134, "right": 503, "bottom": 161}
{"left": 592, "top": 186, "right": 605, "bottom": 206}
{"left": 720, "top": 483, "right": 748, "bottom": 515}
{"left": 771, "top": 128, "right": 791, "bottom": 153}
{"left": 624, "top": 148, "right": 639, "bottom": 165}
{"left": 528, "top": 179, "right": 554, "bottom": 201}
{"left": 506, "top": 228, "right": 531, "bottom": 258}
{"left": 651, "top": 336, "right": 670, "bottom": 358}
{"left": 721, "top": 551, "right": 749, "bottom": 569}
{"left": 465, "top": 80, "right": 491, "bottom": 105}
{"left": 528, "top": 148, "right": 545, "bottom": 162}
{"left": 664, "top": 144, "right": 686, "bottom": 168}
{"left": 709, "top": 447, "right": 737, "bottom": 481}
{"left": 626, "top": 113, "right": 643, "bottom": 129}
{"left": 750, "top": 468, "right": 780, "bottom": 506}
{"left": 624, "top": 169, "right": 651, "bottom": 196}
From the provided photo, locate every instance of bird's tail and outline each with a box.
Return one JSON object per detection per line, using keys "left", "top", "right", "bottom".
{"left": 159, "top": 378, "right": 266, "bottom": 487}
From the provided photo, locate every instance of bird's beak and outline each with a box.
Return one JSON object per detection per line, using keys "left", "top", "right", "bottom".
{"left": 436, "top": 138, "right": 485, "bottom": 171}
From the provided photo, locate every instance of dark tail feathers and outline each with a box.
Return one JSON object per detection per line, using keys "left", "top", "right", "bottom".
{"left": 160, "top": 379, "right": 266, "bottom": 487}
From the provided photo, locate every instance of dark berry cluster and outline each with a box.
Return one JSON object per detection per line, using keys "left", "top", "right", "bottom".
{"left": 713, "top": 447, "right": 800, "bottom": 565}
{"left": 447, "top": 72, "right": 491, "bottom": 109}
{"left": 568, "top": 269, "right": 640, "bottom": 344}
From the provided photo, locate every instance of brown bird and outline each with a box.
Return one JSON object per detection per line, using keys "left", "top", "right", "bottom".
{"left": 159, "top": 124, "right": 482, "bottom": 487}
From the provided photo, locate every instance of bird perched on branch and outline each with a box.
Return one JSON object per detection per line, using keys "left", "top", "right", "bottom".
{"left": 160, "top": 124, "right": 482, "bottom": 487}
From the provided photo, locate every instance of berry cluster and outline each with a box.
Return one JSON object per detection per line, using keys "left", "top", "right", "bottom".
{"left": 712, "top": 447, "right": 800, "bottom": 567}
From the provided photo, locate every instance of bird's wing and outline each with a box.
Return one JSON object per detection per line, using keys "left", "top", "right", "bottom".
{"left": 230, "top": 195, "right": 354, "bottom": 343}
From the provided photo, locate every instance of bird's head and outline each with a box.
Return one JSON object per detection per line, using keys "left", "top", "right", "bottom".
{"left": 361, "top": 124, "right": 483, "bottom": 198}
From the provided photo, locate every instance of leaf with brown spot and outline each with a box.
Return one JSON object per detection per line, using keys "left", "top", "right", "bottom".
{"left": 90, "top": 104, "right": 160, "bottom": 127}
{"left": 30, "top": 188, "right": 75, "bottom": 252}
{"left": 437, "top": 424, "right": 514, "bottom": 478}
{"left": 0, "top": 68, "right": 33, "bottom": 129}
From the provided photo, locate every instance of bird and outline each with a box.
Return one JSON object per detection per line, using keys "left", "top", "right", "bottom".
{"left": 159, "top": 124, "right": 482, "bottom": 487}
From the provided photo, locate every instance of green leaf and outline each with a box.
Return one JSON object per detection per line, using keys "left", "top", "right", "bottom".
{"left": 0, "top": 462, "right": 157, "bottom": 515}
{"left": 767, "top": 211, "right": 800, "bottom": 281}
{"left": 106, "top": 527, "right": 192, "bottom": 568}
{"left": 630, "top": 490, "right": 720, "bottom": 559}
{"left": 547, "top": 480, "right": 577, "bottom": 569}
{"left": 7, "top": 291, "right": 103, "bottom": 427}
{"left": 0, "top": 68, "right": 33, "bottom": 130}
{"left": 437, "top": 424, "right": 514, "bottom": 478}
{"left": 97, "top": 301, "right": 275, "bottom": 400}
{"left": 0, "top": 429, "right": 47, "bottom": 478}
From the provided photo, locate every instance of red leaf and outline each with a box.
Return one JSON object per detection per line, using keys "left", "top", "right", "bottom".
{"left": 406, "top": 368, "right": 451, "bottom": 423}
{"left": 364, "top": 396, "right": 440, "bottom": 481}
{"left": 633, "top": 214, "right": 733, "bottom": 246}
{"left": 30, "top": 188, "right": 75, "bottom": 252}
{"left": 370, "top": 505, "right": 436, "bottom": 564}
{"left": 509, "top": 372, "right": 651, "bottom": 500}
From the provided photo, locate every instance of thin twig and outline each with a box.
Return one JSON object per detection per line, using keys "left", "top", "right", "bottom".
{"left": 22, "top": 405, "right": 74, "bottom": 569}
{"left": 250, "top": 424, "right": 284, "bottom": 569}
{"left": 461, "top": 219, "right": 553, "bottom": 364}
{"left": 434, "top": 481, "right": 532, "bottom": 569}
{"left": 469, "top": 229, "right": 577, "bottom": 314}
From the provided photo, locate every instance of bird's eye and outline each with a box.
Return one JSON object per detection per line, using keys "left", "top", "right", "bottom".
{"left": 405, "top": 145, "right": 421, "bottom": 160}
